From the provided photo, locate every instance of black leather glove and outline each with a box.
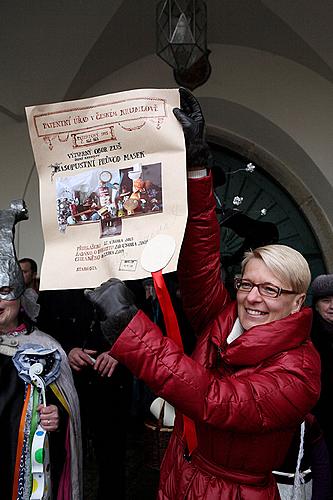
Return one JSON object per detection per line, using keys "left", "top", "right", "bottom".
{"left": 84, "top": 278, "right": 138, "bottom": 345}
{"left": 173, "top": 87, "right": 210, "bottom": 167}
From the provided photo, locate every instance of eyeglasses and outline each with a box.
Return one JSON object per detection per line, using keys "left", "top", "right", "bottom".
{"left": 234, "top": 278, "right": 297, "bottom": 298}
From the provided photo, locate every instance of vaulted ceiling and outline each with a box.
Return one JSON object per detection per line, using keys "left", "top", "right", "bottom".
{"left": 1, "top": 0, "right": 333, "bottom": 123}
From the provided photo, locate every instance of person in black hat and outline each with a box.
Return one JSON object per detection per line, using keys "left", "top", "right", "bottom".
{"left": 311, "top": 274, "right": 333, "bottom": 325}
{"left": 311, "top": 274, "right": 333, "bottom": 498}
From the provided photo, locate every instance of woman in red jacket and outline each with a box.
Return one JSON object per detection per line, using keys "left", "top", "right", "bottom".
{"left": 86, "top": 89, "right": 321, "bottom": 499}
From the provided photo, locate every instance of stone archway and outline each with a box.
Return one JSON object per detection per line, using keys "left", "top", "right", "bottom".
{"left": 203, "top": 97, "right": 333, "bottom": 273}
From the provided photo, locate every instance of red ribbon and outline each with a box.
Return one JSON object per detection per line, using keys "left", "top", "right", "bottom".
{"left": 152, "top": 270, "right": 197, "bottom": 455}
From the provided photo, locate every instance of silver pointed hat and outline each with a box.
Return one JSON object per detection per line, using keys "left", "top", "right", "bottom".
{"left": 0, "top": 199, "right": 28, "bottom": 300}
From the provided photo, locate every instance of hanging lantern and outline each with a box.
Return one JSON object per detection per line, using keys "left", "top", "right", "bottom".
{"left": 156, "top": 0, "right": 211, "bottom": 90}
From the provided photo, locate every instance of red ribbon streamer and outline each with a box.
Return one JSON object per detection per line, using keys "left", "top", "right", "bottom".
{"left": 152, "top": 270, "right": 197, "bottom": 455}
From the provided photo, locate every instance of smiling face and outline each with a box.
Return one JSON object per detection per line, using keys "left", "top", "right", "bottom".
{"left": 237, "top": 258, "right": 305, "bottom": 330}
{"left": 0, "top": 297, "right": 20, "bottom": 333}
{"left": 315, "top": 296, "right": 333, "bottom": 325}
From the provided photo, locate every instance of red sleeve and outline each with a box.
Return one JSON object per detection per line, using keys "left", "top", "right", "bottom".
{"left": 111, "top": 310, "right": 320, "bottom": 433}
{"left": 178, "top": 174, "right": 230, "bottom": 335}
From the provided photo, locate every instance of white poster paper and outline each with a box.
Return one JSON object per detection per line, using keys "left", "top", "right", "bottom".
{"left": 25, "top": 88, "right": 187, "bottom": 290}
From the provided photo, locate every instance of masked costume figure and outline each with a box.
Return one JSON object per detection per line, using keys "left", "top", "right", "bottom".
{"left": 0, "top": 200, "right": 82, "bottom": 500}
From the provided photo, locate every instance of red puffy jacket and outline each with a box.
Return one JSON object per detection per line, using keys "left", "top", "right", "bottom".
{"left": 111, "top": 174, "right": 321, "bottom": 499}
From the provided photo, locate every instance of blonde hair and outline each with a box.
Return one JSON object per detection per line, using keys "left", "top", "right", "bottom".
{"left": 241, "top": 244, "right": 311, "bottom": 293}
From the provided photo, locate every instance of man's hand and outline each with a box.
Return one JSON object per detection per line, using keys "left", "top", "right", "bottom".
{"left": 173, "top": 87, "right": 210, "bottom": 167}
{"left": 68, "top": 347, "right": 97, "bottom": 372}
{"left": 84, "top": 278, "right": 138, "bottom": 344}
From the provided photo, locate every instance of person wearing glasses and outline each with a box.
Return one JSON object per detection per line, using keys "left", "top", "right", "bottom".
{"left": 84, "top": 89, "right": 321, "bottom": 500}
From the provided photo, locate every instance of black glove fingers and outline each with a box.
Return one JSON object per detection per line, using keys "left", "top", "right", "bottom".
{"left": 84, "top": 288, "right": 92, "bottom": 300}
{"left": 93, "top": 305, "right": 106, "bottom": 322}
{"left": 108, "top": 277, "right": 122, "bottom": 285}
{"left": 173, "top": 108, "right": 192, "bottom": 128}
{"left": 174, "top": 87, "right": 210, "bottom": 167}
{"left": 179, "top": 87, "right": 194, "bottom": 107}
{"left": 178, "top": 88, "right": 195, "bottom": 117}
{"left": 84, "top": 278, "right": 138, "bottom": 346}
{"left": 181, "top": 98, "right": 193, "bottom": 117}
{"left": 179, "top": 87, "right": 203, "bottom": 119}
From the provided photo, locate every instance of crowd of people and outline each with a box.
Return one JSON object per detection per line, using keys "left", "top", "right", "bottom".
{"left": 1, "top": 88, "right": 332, "bottom": 499}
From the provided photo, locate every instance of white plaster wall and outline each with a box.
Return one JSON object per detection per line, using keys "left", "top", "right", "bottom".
{"left": 0, "top": 117, "right": 44, "bottom": 267}
{"left": 201, "top": 45, "right": 333, "bottom": 187}
{"left": 88, "top": 45, "right": 333, "bottom": 267}
{"left": 89, "top": 45, "right": 333, "bottom": 189}
{"left": 1, "top": 44, "right": 332, "bottom": 273}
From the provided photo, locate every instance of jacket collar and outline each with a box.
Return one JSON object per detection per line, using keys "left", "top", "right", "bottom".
{"left": 212, "top": 303, "right": 313, "bottom": 367}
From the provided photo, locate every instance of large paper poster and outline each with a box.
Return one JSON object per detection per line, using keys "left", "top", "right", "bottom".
{"left": 25, "top": 88, "right": 187, "bottom": 290}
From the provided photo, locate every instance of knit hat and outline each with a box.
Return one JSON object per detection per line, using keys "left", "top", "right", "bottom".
{"left": 311, "top": 274, "right": 333, "bottom": 300}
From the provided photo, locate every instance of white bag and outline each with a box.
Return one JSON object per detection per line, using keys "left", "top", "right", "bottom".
{"left": 276, "top": 479, "right": 312, "bottom": 500}
{"left": 150, "top": 397, "right": 175, "bottom": 427}
{"left": 273, "top": 422, "right": 312, "bottom": 500}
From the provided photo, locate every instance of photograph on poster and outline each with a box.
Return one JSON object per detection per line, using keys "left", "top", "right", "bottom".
{"left": 100, "top": 217, "right": 123, "bottom": 238}
{"left": 55, "top": 162, "right": 163, "bottom": 236}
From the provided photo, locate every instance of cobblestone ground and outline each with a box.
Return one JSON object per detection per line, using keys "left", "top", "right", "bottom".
{"left": 83, "top": 419, "right": 160, "bottom": 500}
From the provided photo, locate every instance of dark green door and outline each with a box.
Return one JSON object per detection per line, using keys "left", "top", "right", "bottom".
{"left": 210, "top": 144, "right": 326, "bottom": 302}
